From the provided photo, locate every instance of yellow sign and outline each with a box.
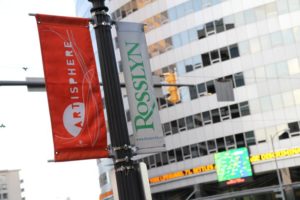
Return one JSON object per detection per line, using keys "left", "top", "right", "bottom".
{"left": 149, "top": 164, "right": 215, "bottom": 184}
{"left": 250, "top": 147, "right": 300, "bottom": 162}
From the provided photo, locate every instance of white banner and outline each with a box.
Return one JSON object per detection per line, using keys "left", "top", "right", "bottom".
{"left": 116, "top": 22, "right": 165, "bottom": 154}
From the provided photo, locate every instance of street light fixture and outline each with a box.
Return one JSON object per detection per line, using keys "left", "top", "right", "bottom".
{"left": 270, "top": 128, "right": 289, "bottom": 200}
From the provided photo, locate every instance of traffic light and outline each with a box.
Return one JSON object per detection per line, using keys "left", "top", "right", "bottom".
{"left": 164, "top": 72, "right": 180, "bottom": 104}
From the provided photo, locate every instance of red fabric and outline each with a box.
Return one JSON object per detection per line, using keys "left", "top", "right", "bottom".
{"left": 35, "top": 14, "right": 108, "bottom": 161}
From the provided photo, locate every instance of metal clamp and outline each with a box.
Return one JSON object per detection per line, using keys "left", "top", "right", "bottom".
{"left": 115, "top": 156, "right": 129, "bottom": 164}
{"left": 113, "top": 144, "right": 132, "bottom": 151}
{"left": 116, "top": 165, "right": 135, "bottom": 173}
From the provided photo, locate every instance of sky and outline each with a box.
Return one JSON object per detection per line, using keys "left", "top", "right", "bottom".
{"left": 0, "top": 1, "right": 103, "bottom": 200}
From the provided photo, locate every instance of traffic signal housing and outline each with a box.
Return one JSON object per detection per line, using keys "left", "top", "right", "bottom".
{"left": 164, "top": 72, "right": 180, "bottom": 104}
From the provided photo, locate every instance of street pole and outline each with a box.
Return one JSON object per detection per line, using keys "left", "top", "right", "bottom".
{"left": 87, "top": 1, "right": 144, "bottom": 200}
{"left": 270, "top": 130, "right": 288, "bottom": 200}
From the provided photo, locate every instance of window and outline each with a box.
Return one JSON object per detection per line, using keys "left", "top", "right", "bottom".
{"left": 220, "top": 47, "right": 230, "bottom": 61}
{"left": 202, "top": 111, "right": 212, "bottom": 125}
{"left": 189, "top": 85, "right": 198, "bottom": 100}
{"left": 163, "top": 123, "right": 171, "bottom": 136}
{"left": 171, "top": 120, "right": 179, "bottom": 134}
{"left": 215, "top": 19, "right": 225, "bottom": 33}
{"left": 210, "top": 50, "right": 220, "bottom": 63}
{"left": 216, "top": 138, "right": 226, "bottom": 152}
{"left": 211, "top": 109, "right": 221, "bottom": 123}
{"left": 175, "top": 148, "right": 183, "bottom": 162}
{"left": 235, "top": 133, "right": 245, "bottom": 148}
{"left": 143, "top": 157, "right": 149, "bottom": 169}
{"left": 197, "top": 83, "right": 206, "bottom": 96}
{"left": 207, "top": 140, "right": 217, "bottom": 153}
{"left": 155, "top": 154, "right": 162, "bottom": 167}
{"left": 288, "top": 122, "right": 300, "bottom": 136}
{"left": 229, "top": 44, "right": 240, "bottom": 58}
{"left": 2, "top": 193, "right": 8, "bottom": 199}
{"left": 234, "top": 72, "right": 245, "bottom": 87}
{"left": 197, "top": 26, "right": 206, "bottom": 39}
{"left": 149, "top": 155, "right": 156, "bottom": 168}
{"left": 225, "top": 136, "right": 235, "bottom": 149}
{"left": 220, "top": 106, "right": 230, "bottom": 120}
{"left": 224, "top": 15, "right": 235, "bottom": 30}
{"left": 186, "top": 116, "right": 195, "bottom": 130}
{"left": 183, "top": 146, "right": 191, "bottom": 159}
{"left": 206, "top": 80, "right": 216, "bottom": 94}
{"left": 191, "top": 144, "right": 200, "bottom": 158}
{"left": 168, "top": 150, "right": 176, "bottom": 163}
{"left": 239, "top": 101, "right": 250, "bottom": 116}
{"left": 245, "top": 131, "right": 256, "bottom": 146}
{"left": 161, "top": 152, "right": 169, "bottom": 165}
{"left": 205, "top": 22, "right": 215, "bottom": 35}
{"left": 194, "top": 113, "right": 203, "bottom": 127}
{"left": 178, "top": 118, "right": 187, "bottom": 132}
{"left": 199, "top": 142, "right": 208, "bottom": 156}
{"left": 230, "top": 104, "right": 240, "bottom": 119}
{"left": 193, "top": 55, "right": 202, "bottom": 69}
{"left": 202, "top": 53, "right": 211, "bottom": 67}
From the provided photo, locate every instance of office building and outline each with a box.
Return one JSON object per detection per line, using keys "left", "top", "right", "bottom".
{"left": 75, "top": 0, "right": 300, "bottom": 199}
{"left": 0, "top": 170, "right": 24, "bottom": 200}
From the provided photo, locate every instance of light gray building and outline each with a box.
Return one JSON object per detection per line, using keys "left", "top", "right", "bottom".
{"left": 75, "top": 0, "right": 300, "bottom": 199}
{"left": 0, "top": 170, "right": 24, "bottom": 200}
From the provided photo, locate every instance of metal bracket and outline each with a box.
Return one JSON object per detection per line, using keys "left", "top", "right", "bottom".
{"left": 115, "top": 156, "right": 129, "bottom": 164}
{"left": 113, "top": 144, "right": 132, "bottom": 151}
{"left": 116, "top": 165, "right": 135, "bottom": 173}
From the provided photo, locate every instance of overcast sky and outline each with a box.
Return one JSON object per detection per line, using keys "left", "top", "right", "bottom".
{"left": 0, "top": 1, "right": 102, "bottom": 200}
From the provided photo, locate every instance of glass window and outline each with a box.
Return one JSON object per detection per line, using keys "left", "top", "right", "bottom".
{"left": 189, "top": 85, "right": 198, "bottom": 100}
{"left": 220, "top": 47, "right": 230, "bottom": 61}
{"left": 271, "top": 94, "right": 284, "bottom": 109}
{"left": 249, "top": 38, "right": 261, "bottom": 53}
{"left": 255, "top": 5, "right": 267, "bottom": 20}
{"left": 194, "top": 113, "right": 203, "bottom": 127}
{"left": 168, "top": 150, "right": 176, "bottom": 163}
{"left": 178, "top": 118, "right": 187, "bottom": 131}
{"left": 211, "top": 109, "right": 221, "bottom": 123}
{"left": 277, "top": 0, "right": 289, "bottom": 14}
{"left": 271, "top": 32, "right": 283, "bottom": 47}
{"left": 234, "top": 12, "right": 245, "bottom": 27}
{"left": 276, "top": 61, "right": 289, "bottom": 76}
{"left": 149, "top": 155, "right": 155, "bottom": 168}
{"left": 161, "top": 152, "right": 168, "bottom": 165}
{"left": 283, "top": 92, "right": 295, "bottom": 107}
{"left": 188, "top": 27, "right": 198, "bottom": 42}
{"left": 238, "top": 40, "right": 250, "bottom": 55}
{"left": 288, "top": 0, "right": 300, "bottom": 11}
{"left": 235, "top": 133, "right": 245, "bottom": 148}
{"left": 180, "top": 31, "right": 189, "bottom": 45}
{"left": 224, "top": 15, "right": 235, "bottom": 30}
{"left": 293, "top": 27, "right": 300, "bottom": 42}
{"left": 207, "top": 140, "right": 217, "bottom": 153}
{"left": 245, "top": 131, "right": 256, "bottom": 146}
{"left": 185, "top": 58, "right": 194, "bottom": 72}
{"left": 215, "top": 19, "right": 225, "bottom": 33}
{"left": 202, "top": 111, "right": 212, "bottom": 124}
{"left": 260, "top": 96, "right": 272, "bottom": 112}
{"left": 186, "top": 116, "right": 195, "bottom": 130}
{"left": 239, "top": 101, "right": 250, "bottom": 116}
{"left": 229, "top": 44, "right": 240, "bottom": 58}
{"left": 234, "top": 72, "right": 245, "bottom": 87}
{"left": 220, "top": 106, "right": 230, "bottom": 120}
{"left": 260, "top": 35, "right": 272, "bottom": 50}
{"left": 155, "top": 154, "right": 162, "bottom": 167}
{"left": 230, "top": 104, "right": 240, "bottom": 119}
{"left": 172, "top": 34, "right": 182, "bottom": 48}
{"left": 199, "top": 142, "right": 208, "bottom": 156}
{"left": 294, "top": 89, "right": 300, "bottom": 105}
{"left": 202, "top": 53, "right": 211, "bottom": 67}
{"left": 282, "top": 29, "right": 295, "bottom": 45}
{"left": 225, "top": 135, "right": 235, "bottom": 149}
{"left": 288, "top": 122, "right": 300, "bottom": 133}
{"left": 210, "top": 49, "right": 220, "bottom": 63}
{"left": 244, "top": 9, "right": 256, "bottom": 24}
{"left": 191, "top": 144, "right": 200, "bottom": 158}
{"left": 197, "top": 25, "right": 206, "bottom": 39}
{"left": 171, "top": 120, "right": 179, "bottom": 134}
{"left": 184, "top": 1, "right": 194, "bottom": 15}
{"left": 206, "top": 80, "right": 216, "bottom": 94}
{"left": 205, "top": 21, "right": 215, "bottom": 35}
{"left": 288, "top": 58, "right": 300, "bottom": 75}
{"left": 265, "top": 63, "right": 277, "bottom": 78}
{"left": 265, "top": 2, "right": 277, "bottom": 17}
{"left": 197, "top": 83, "right": 206, "bottom": 96}
{"left": 183, "top": 146, "right": 191, "bottom": 159}
{"left": 175, "top": 148, "right": 183, "bottom": 162}
{"left": 193, "top": 0, "right": 201, "bottom": 11}
{"left": 163, "top": 123, "right": 171, "bottom": 136}
{"left": 193, "top": 55, "right": 202, "bottom": 69}
{"left": 176, "top": 5, "right": 185, "bottom": 18}
{"left": 216, "top": 137, "right": 226, "bottom": 152}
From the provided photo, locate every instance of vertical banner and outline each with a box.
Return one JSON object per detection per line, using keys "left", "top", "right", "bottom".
{"left": 116, "top": 22, "right": 165, "bottom": 154}
{"left": 35, "top": 14, "right": 108, "bottom": 161}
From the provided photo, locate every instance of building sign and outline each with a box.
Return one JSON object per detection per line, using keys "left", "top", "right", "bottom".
{"left": 214, "top": 148, "right": 252, "bottom": 182}
{"left": 116, "top": 22, "right": 165, "bottom": 154}
{"left": 250, "top": 147, "right": 300, "bottom": 162}
{"left": 149, "top": 164, "right": 215, "bottom": 184}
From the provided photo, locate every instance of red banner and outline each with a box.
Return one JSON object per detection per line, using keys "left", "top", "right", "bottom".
{"left": 35, "top": 14, "right": 108, "bottom": 161}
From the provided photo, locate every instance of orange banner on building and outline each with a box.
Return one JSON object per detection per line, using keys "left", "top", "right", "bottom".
{"left": 35, "top": 14, "right": 108, "bottom": 161}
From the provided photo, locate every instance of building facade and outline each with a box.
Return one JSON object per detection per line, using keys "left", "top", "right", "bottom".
{"left": 0, "top": 170, "right": 24, "bottom": 200}
{"left": 75, "top": 0, "right": 300, "bottom": 199}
